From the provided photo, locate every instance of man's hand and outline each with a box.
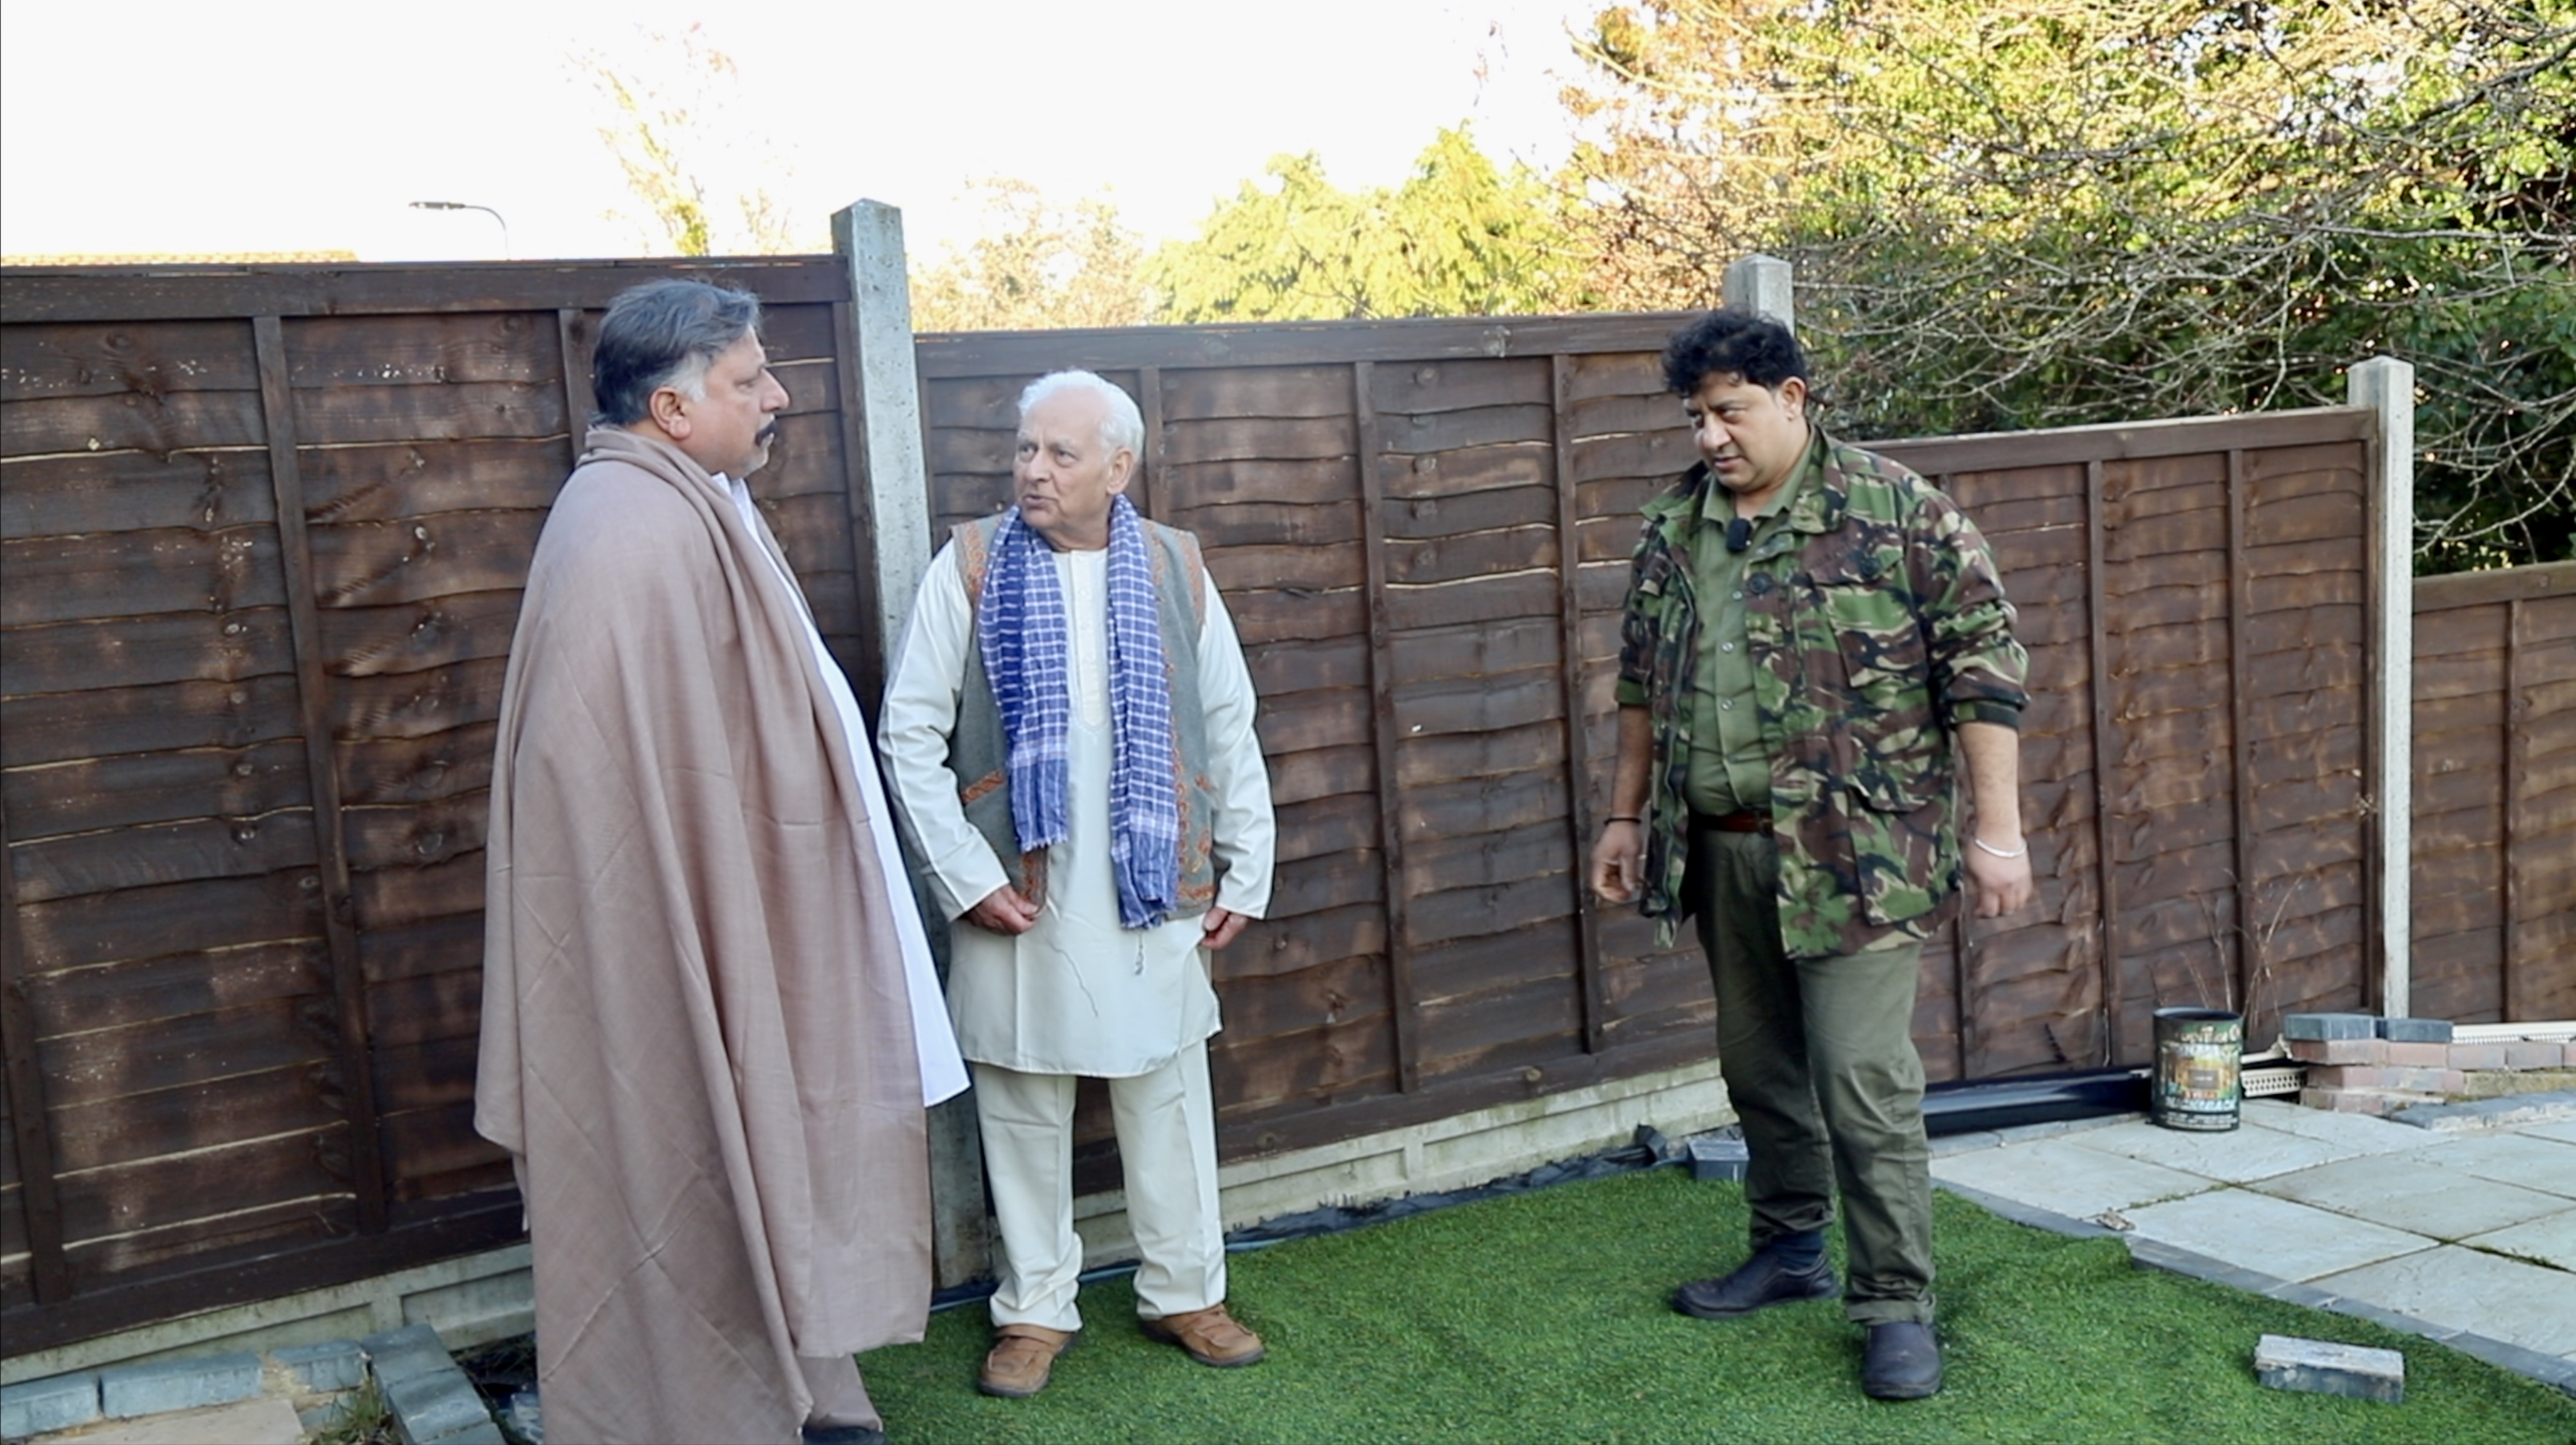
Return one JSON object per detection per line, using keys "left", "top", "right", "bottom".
{"left": 967, "top": 884, "right": 1039, "bottom": 935}
{"left": 1964, "top": 838, "right": 2035, "bottom": 918}
{"left": 1590, "top": 820, "right": 1644, "bottom": 904}
{"left": 1200, "top": 907, "right": 1249, "bottom": 950}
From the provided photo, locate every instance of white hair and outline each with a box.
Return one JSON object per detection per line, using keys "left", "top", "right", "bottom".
{"left": 1018, "top": 370, "right": 1143, "bottom": 457}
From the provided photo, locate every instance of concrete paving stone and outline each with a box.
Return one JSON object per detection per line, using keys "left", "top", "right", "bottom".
{"left": 268, "top": 1340, "right": 366, "bottom": 1392}
{"left": 1931, "top": 1135, "right": 2217, "bottom": 1219}
{"left": 96, "top": 1352, "right": 261, "bottom": 1418}
{"left": 2378, "top": 1017, "right": 2455, "bottom": 1043}
{"left": 2, "top": 1372, "right": 100, "bottom": 1438}
{"left": 2234, "top": 1100, "right": 2443, "bottom": 1155}
{"left": 2524, "top": 1118, "right": 2576, "bottom": 1146}
{"left": 2255, "top": 1333, "right": 2405, "bottom": 1402}
{"left": 385, "top": 1368, "right": 491, "bottom": 1445}
{"left": 363, "top": 1323, "right": 455, "bottom": 1388}
{"left": 29, "top": 1395, "right": 305, "bottom": 1445}
{"left": 2463, "top": 1206, "right": 2576, "bottom": 1271}
{"left": 2286, "top": 1012, "right": 2377, "bottom": 1041}
{"left": 2312, "top": 1244, "right": 2576, "bottom": 1357}
{"left": 2122, "top": 1189, "right": 2437, "bottom": 1281}
{"left": 2062, "top": 1115, "right": 2364, "bottom": 1183}
{"left": 1929, "top": 1129, "right": 2003, "bottom": 1156}
{"left": 2249, "top": 1152, "right": 2570, "bottom": 1239}
{"left": 2390, "top": 1131, "right": 2576, "bottom": 1198}
{"left": 420, "top": 1422, "right": 508, "bottom": 1445}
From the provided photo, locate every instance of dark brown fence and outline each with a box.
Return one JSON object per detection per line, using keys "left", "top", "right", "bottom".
{"left": 1, "top": 256, "right": 876, "bottom": 1352}
{"left": 3, "top": 259, "right": 2415, "bottom": 1354}
{"left": 2411, "top": 561, "right": 2576, "bottom": 1022}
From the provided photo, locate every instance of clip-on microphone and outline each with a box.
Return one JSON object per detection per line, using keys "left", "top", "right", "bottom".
{"left": 1725, "top": 517, "right": 1752, "bottom": 554}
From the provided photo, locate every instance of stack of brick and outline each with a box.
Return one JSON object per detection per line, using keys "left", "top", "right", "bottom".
{"left": 2287, "top": 1013, "right": 2575, "bottom": 1115}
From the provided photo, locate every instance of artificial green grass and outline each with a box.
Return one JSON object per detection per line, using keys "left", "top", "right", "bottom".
{"left": 860, "top": 1168, "right": 2575, "bottom": 1443}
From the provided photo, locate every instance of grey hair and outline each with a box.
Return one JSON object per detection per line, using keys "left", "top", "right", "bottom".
{"left": 1018, "top": 370, "right": 1143, "bottom": 457}
{"left": 591, "top": 279, "right": 763, "bottom": 426}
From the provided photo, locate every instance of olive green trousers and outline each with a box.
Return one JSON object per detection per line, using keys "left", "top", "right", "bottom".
{"left": 1688, "top": 817, "right": 1937, "bottom": 1325}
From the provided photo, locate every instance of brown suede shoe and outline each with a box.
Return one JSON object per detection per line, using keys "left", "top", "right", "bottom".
{"left": 1140, "top": 1304, "right": 1266, "bottom": 1367}
{"left": 977, "top": 1323, "right": 1077, "bottom": 1398}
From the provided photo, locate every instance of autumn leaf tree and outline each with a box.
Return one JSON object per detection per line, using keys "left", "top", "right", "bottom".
{"left": 573, "top": 23, "right": 808, "bottom": 256}
{"left": 909, "top": 178, "right": 1153, "bottom": 331}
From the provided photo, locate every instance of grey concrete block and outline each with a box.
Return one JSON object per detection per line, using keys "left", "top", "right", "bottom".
{"left": 363, "top": 1323, "right": 455, "bottom": 1388}
{"left": 421, "top": 1422, "right": 509, "bottom": 1445}
{"left": 2391, "top": 1089, "right": 2576, "bottom": 1133}
{"left": 385, "top": 1368, "right": 492, "bottom": 1445}
{"left": 270, "top": 1340, "right": 367, "bottom": 1392}
{"left": 2284, "top": 1013, "right": 2378, "bottom": 1042}
{"left": 2255, "top": 1333, "right": 2405, "bottom": 1403}
{"left": 97, "top": 1351, "right": 262, "bottom": 1417}
{"left": 2, "top": 1371, "right": 101, "bottom": 1437}
{"left": 2376, "top": 1016, "right": 2454, "bottom": 1043}
{"left": 1688, "top": 1136, "right": 1749, "bottom": 1182}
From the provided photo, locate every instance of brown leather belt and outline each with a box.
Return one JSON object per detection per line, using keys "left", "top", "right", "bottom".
{"left": 1695, "top": 809, "right": 1766, "bottom": 834}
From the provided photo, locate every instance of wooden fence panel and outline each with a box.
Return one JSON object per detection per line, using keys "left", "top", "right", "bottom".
{"left": 2411, "top": 562, "right": 2576, "bottom": 1023}
{"left": 1, "top": 257, "right": 866, "bottom": 1353}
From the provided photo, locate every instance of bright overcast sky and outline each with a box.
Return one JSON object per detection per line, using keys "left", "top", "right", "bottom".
{"left": 2, "top": 0, "right": 1599, "bottom": 264}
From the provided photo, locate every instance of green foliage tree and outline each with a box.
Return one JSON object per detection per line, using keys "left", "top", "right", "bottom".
{"left": 909, "top": 179, "right": 1152, "bottom": 331}
{"left": 573, "top": 23, "right": 808, "bottom": 256}
{"left": 1562, "top": 0, "right": 2574, "bottom": 569}
{"left": 1150, "top": 125, "right": 1585, "bottom": 321}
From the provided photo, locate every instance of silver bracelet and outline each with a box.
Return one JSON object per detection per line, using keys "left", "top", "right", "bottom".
{"left": 1971, "top": 835, "right": 2027, "bottom": 859}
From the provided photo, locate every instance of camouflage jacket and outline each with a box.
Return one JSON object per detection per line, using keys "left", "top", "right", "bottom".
{"left": 1615, "top": 429, "right": 2029, "bottom": 957}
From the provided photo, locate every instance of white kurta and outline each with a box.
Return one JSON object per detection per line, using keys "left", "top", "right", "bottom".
{"left": 728, "top": 479, "right": 967, "bottom": 1106}
{"left": 881, "top": 539, "right": 1275, "bottom": 1078}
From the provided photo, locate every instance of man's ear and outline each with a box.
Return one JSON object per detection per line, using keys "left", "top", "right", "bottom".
{"left": 648, "top": 386, "right": 691, "bottom": 440}
{"left": 1106, "top": 447, "right": 1137, "bottom": 493}
{"left": 1775, "top": 376, "right": 1808, "bottom": 420}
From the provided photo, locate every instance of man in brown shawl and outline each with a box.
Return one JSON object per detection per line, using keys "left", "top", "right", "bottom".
{"left": 476, "top": 279, "right": 966, "bottom": 1445}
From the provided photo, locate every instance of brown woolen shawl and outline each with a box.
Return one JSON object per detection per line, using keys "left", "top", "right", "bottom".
{"left": 475, "top": 428, "right": 928, "bottom": 1443}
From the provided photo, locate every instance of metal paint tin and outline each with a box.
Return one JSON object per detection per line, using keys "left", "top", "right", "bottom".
{"left": 2151, "top": 1006, "right": 2243, "bottom": 1132}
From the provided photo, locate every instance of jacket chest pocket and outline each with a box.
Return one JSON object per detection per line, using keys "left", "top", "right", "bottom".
{"left": 1806, "top": 552, "right": 1928, "bottom": 699}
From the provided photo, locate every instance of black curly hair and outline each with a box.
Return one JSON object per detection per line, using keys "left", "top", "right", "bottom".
{"left": 1661, "top": 310, "right": 1808, "bottom": 396}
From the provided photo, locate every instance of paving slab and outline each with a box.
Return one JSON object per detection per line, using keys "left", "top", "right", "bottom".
{"left": 2522, "top": 1118, "right": 2576, "bottom": 1146}
{"left": 1930, "top": 1135, "right": 2217, "bottom": 1219}
{"left": 2235, "top": 1100, "right": 2453, "bottom": 1156}
{"left": 29, "top": 1395, "right": 304, "bottom": 1445}
{"left": 2122, "top": 1189, "right": 2437, "bottom": 1281}
{"left": 2249, "top": 1152, "right": 2570, "bottom": 1240}
{"left": 2313, "top": 1244, "right": 2576, "bottom": 1358}
{"left": 2390, "top": 1131, "right": 2576, "bottom": 1198}
{"left": 2062, "top": 1115, "right": 2367, "bottom": 1183}
{"left": 2463, "top": 1206, "right": 2576, "bottom": 1272}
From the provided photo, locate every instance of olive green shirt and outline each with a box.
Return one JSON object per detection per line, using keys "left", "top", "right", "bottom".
{"left": 1683, "top": 437, "right": 1813, "bottom": 816}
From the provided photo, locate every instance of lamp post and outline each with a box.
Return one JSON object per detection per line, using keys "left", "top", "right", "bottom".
{"left": 408, "top": 200, "right": 511, "bottom": 259}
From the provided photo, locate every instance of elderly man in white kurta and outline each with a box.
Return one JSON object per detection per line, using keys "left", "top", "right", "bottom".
{"left": 882, "top": 369, "right": 1276, "bottom": 1400}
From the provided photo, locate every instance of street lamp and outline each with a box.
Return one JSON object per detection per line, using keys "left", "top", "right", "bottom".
{"left": 408, "top": 200, "right": 511, "bottom": 259}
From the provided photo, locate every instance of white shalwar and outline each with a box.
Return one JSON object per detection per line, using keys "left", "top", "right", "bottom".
{"left": 881, "top": 538, "right": 1274, "bottom": 1330}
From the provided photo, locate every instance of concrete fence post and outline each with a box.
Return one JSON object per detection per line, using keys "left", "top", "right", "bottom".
{"left": 2348, "top": 355, "right": 2415, "bottom": 1019}
{"left": 831, "top": 199, "right": 994, "bottom": 1289}
{"left": 1722, "top": 255, "right": 1795, "bottom": 332}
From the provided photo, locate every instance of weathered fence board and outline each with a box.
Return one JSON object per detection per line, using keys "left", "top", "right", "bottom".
{"left": 2410, "top": 560, "right": 2576, "bottom": 1024}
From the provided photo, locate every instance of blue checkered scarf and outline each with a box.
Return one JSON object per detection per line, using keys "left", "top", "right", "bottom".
{"left": 978, "top": 495, "right": 1180, "bottom": 928}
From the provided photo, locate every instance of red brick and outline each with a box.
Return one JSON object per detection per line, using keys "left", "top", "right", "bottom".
{"left": 2448, "top": 1043, "right": 2510, "bottom": 1071}
{"left": 2504, "top": 1042, "right": 2559, "bottom": 1070}
{"left": 2384, "top": 1041, "right": 2450, "bottom": 1067}
{"left": 2563, "top": 1041, "right": 2576, "bottom": 1068}
{"left": 2288, "top": 1038, "right": 2381, "bottom": 1065}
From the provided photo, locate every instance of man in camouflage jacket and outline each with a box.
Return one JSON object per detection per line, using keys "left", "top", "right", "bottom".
{"left": 1591, "top": 310, "right": 2032, "bottom": 1401}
